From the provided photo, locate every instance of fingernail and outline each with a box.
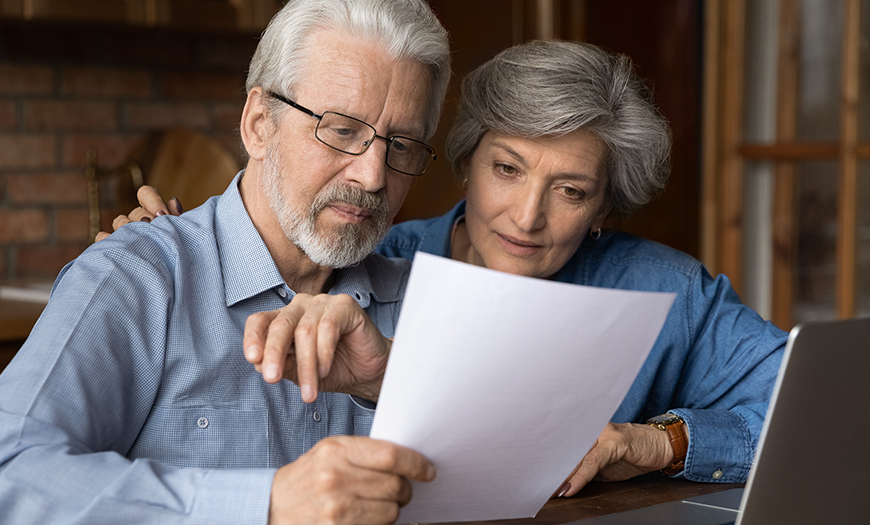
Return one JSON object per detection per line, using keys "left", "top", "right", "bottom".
{"left": 171, "top": 197, "right": 183, "bottom": 214}
{"left": 155, "top": 210, "right": 167, "bottom": 217}
{"left": 139, "top": 217, "right": 151, "bottom": 223}
{"left": 318, "top": 365, "right": 328, "bottom": 378}
{"left": 244, "top": 344, "right": 259, "bottom": 361}
{"left": 557, "top": 482, "right": 571, "bottom": 498}
{"left": 300, "top": 384, "right": 313, "bottom": 401}
{"left": 426, "top": 464, "right": 436, "bottom": 481}
{"left": 265, "top": 363, "right": 279, "bottom": 382}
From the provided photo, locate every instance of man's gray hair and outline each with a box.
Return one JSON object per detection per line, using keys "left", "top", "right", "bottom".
{"left": 247, "top": 0, "right": 451, "bottom": 140}
{"left": 446, "top": 40, "right": 671, "bottom": 218}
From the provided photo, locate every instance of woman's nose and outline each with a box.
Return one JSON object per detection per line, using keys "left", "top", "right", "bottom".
{"left": 510, "top": 191, "right": 547, "bottom": 232}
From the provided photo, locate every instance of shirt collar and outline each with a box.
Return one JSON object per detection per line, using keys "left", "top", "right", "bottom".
{"left": 215, "top": 171, "right": 286, "bottom": 307}
{"left": 215, "top": 171, "right": 404, "bottom": 308}
{"left": 417, "top": 200, "right": 466, "bottom": 257}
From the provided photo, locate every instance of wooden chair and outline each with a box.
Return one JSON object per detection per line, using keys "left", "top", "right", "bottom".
{"left": 86, "top": 128, "right": 240, "bottom": 240}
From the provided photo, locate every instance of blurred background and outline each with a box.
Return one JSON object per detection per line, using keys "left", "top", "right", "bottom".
{"left": 1, "top": 0, "right": 868, "bottom": 367}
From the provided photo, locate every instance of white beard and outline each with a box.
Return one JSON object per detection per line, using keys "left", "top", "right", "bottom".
{"left": 262, "top": 147, "right": 390, "bottom": 269}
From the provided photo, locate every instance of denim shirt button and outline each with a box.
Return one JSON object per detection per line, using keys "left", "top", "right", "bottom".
{"left": 313, "top": 410, "right": 322, "bottom": 422}
{"left": 277, "top": 287, "right": 287, "bottom": 298}
{"left": 197, "top": 417, "right": 209, "bottom": 429}
{"left": 711, "top": 469, "right": 723, "bottom": 480}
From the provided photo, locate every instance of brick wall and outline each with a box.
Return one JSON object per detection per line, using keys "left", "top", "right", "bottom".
{"left": 0, "top": 19, "right": 257, "bottom": 280}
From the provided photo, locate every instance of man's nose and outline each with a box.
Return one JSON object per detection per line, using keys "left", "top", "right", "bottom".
{"left": 344, "top": 139, "right": 389, "bottom": 193}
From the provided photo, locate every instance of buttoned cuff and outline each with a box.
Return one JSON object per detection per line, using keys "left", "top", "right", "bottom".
{"left": 192, "top": 468, "right": 276, "bottom": 523}
{"left": 669, "top": 408, "right": 753, "bottom": 483}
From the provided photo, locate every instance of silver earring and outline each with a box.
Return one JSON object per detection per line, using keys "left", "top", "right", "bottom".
{"left": 590, "top": 227, "right": 602, "bottom": 240}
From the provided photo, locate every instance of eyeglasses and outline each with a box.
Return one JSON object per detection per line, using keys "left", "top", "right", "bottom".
{"left": 268, "top": 92, "right": 436, "bottom": 176}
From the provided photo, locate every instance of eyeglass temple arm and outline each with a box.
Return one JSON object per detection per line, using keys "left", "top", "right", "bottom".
{"left": 267, "top": 92, "right": 321, "bottom": 119}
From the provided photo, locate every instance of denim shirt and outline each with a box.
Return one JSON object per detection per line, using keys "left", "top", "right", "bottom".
{"left": 377, "top": 200, "right": 786, "bottom": 484}
{"left": 0, "top": 173, "right": 411, "bottom": 524}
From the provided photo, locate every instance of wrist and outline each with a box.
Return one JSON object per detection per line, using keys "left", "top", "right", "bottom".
{"left": 348, "top": 337, "right": 390, "bottom": 403}
{"left": 646, "top": 413, "right": 688, "bottom": 476}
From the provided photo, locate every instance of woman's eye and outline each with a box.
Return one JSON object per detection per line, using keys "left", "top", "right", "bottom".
{"left": 496, "top": 164, "right": 517, "bottom": 174}
{"left": 561, "top": 186, "right": 585, "bottom": 199}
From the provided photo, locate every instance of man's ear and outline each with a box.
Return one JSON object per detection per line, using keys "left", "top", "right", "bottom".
{"left": 240, "top": 87, "right": 271, "bottom": 161}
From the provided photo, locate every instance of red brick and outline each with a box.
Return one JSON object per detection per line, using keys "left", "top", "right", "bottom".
{"left": 61, "top": 66, "right": 153, "bottom": 98}
{"left": 16, "top": 243, "right": 87, "bottom": 279}
{"left": 0, "top": 63, "right": 54, "bottom": 95}
{"left": 0, "top": 134, "right": 57, "bottom": 169}
{"left": 125, "top": 102, "right": 210, "bottom": 129}
{"left": 198, "top": 35, "right": 260, "bottom": 70}
{"left": 213, "top": 101, "right": 244, "bottom": 130}
{"left": 62, "top": 133, "right": 144, "bottom": 169}
{"left": 0, "top": 209, "right": 49, "bottom": 243}
{"left": 23, "top": 100, "right": 118, "bottom": 131}
{"left": 161, "top": 71, "right": 245, "bottom": 100}
{"left": 7, "top": 172, "right": 89, "bottom": 205}
{"left": 0, "top": 101, "right": 16, "bottom": 130}
{"left": 55, "top": 208, "right": 91, "bottom": 242}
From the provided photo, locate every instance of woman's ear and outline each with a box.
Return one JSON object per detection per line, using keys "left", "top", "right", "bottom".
{"left": 240, "top": 87, "right": 271, "bottom": 162}
{"left": 592, "top": 201, "right": 613, "bottom": 231}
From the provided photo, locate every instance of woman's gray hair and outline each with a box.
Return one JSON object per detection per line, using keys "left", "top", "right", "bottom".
{"left": 247, "top": 0, "right": 451, "bottom": 139}
{"left": 446, "top": 40, "right": 671, "bottom": 218}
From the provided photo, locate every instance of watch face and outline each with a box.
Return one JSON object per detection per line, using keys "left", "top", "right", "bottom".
{"left": 648, "top": 413, "right": 681, "bottom": 425}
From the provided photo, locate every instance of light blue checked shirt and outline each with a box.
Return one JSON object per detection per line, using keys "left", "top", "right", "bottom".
{"left": 0, "top": 172, "right": 410, "bottom": 524}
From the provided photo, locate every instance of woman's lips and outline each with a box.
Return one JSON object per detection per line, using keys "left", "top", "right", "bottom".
{"left": 496, "top": 233, "right": 543, "bottom": 256}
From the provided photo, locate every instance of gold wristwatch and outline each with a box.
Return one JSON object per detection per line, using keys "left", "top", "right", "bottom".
{"left": 646, "top": 413, "right": 688, "bottom": 476}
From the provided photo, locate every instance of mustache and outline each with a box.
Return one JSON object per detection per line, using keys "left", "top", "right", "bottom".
{"left": 310, "top": 183, "right": 389, "bottom": 219}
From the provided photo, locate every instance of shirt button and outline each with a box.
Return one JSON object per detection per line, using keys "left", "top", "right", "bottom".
{"left": 313, "top": 410, "right": 322, "bottom": 422}
{"left": 712, "top": 469, "right": 723, "bottom": 480}
{"left": 197, "top": 417, "right": 209, "bottom": 429}
{"left": 277, "top": 287, "right": 287, "bottom": 298}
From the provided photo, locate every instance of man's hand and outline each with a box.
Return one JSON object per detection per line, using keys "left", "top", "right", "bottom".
{"left": 94, "top": 185, "right": 181, "bottom": 241}
{"left": 557, "top": 422, "right": 675, "bottom": 497}
{"left": 269, "top": 436, "right": 435, "bottom": 525}
{"left": 245, "top": 293, "right": 391, "bottom": 403}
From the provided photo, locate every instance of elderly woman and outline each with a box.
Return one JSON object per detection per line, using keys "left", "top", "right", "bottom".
{"left": 112, "top": 40, "right": 785, "bottom": 497}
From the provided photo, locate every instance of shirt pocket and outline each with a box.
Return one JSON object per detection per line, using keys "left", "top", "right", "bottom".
{"left": 128, "top": 406, "right": 269, "bottom": 469}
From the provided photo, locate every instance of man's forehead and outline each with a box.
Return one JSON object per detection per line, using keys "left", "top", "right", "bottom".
{"left": 293, "top": 32, "right": 432, "bottom": 137}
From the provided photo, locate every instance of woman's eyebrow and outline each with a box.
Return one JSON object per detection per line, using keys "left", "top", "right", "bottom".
{"left": 488, "top": 140, "right": 529, "bottom": 165}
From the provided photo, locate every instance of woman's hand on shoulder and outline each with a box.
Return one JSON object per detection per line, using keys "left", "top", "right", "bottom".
{"left": 94, "top": 186, "right": 182, "bottom": 241}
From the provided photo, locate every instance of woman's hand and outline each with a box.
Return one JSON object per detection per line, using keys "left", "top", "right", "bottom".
{"left": 556, "top": 422, "right": 675, "bottom": 497}
{"left": 244, "top": 293, "right": 391, "bottom": 403}
{"left": 94, "top": 185, "right": 182, "bottom": 241}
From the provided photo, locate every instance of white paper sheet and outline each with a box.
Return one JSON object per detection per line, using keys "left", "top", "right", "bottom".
{"left": 369, "top": 253, "right": 676, "bottom": 524}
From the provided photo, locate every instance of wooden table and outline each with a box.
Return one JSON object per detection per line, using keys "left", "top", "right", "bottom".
{"left": 432, "top": 474, "right": 743, "bottom": 524}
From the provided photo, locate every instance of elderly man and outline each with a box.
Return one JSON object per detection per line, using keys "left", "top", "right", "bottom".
{"left": 0, "top": 1, "right": 450, "bottom": 523}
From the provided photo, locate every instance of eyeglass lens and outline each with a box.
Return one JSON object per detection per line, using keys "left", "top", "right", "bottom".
{"left": 316, "top": 112, "right": 432, "bottom": 175}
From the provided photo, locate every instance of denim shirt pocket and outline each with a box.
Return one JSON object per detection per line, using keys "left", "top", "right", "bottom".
{"left": 128, "top": 406, "right": 269, "bottom": 469}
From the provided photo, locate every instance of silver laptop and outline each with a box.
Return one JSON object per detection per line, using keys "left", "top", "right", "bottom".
{"left": 577, "top": 316, "right": 870, "bottom": 524}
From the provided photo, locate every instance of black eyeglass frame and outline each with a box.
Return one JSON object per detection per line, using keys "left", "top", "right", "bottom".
{"left": 267, "top": 91, "right": 436, "bottom": 176}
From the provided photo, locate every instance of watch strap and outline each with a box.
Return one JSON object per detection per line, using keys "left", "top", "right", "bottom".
{"left": 648, "top": 414, "right": 687, "bottom": 476}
